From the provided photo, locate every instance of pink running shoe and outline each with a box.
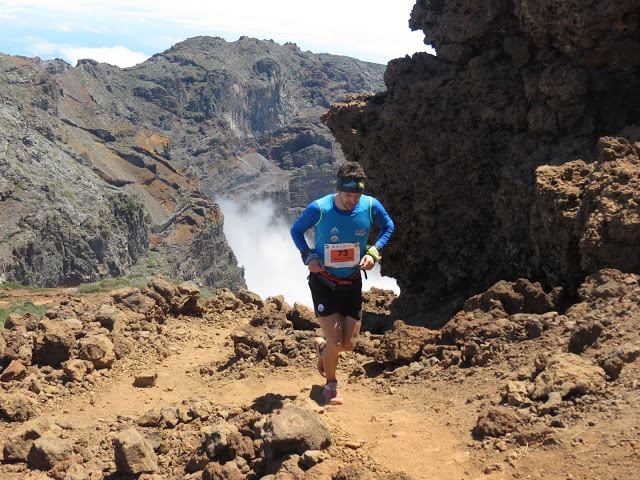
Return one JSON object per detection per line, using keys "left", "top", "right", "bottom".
{"left": 323, "top": 381, "right": 343, "bottom": 405}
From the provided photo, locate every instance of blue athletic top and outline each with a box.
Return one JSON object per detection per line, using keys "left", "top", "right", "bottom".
{"left": 290, "top": 193, "right": 394, "bottom": 278}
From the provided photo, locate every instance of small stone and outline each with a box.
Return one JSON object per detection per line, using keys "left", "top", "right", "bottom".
{"left": 133, "top": 372, "right": 158, "bottom": 388}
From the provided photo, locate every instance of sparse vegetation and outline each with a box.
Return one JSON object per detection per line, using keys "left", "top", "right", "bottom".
{"left": 0, "top": 301, "right": 47, "bottom": 328}
{"left": 77, "top": 276, "right": 144, "bottom": 293}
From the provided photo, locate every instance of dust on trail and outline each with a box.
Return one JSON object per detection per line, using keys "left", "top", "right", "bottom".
{"left": 37, "top": 314, "right": 495, "bottom": 480}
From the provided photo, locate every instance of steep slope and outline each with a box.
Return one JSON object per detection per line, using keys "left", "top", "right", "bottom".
{"left": 324, "top": 0, "right": 640, "bottom": 314}
{"left": 0, "top": 37, "right": 385, "bottom": 288}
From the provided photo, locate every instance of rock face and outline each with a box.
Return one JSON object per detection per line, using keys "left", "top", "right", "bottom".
{"left": 324, "top": 1, "right": 640, "bottom": 312}
{"left": 0, "top": 36, "right": 384, "bottom": 288}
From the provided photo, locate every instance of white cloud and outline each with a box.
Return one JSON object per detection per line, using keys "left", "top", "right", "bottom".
{"left": 61, "top": 45, "right": 149, "bottom": 68}
{"left": 0, "top": 0, "right": 429, "bottom": 64}
{"left": 218, "top": 198, "right": 399, "bottom": 308}
{"left": 27, "top": 40, "right": 149, "bottom": 67}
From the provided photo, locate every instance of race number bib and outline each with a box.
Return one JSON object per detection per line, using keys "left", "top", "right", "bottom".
{"left": 324, "top": 243, "right": 360, "bottom": 268}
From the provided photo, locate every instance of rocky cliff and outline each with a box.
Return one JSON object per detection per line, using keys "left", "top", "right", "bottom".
{"left": 0, "top": 37, "right": 384, "bottom": 288}
{"left": 324, "top": 0, "right": 640, "bottom": 315}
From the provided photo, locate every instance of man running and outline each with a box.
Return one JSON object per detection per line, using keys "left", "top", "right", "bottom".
{"left": 290, "top": 162, "right": 394, "bottom": 405}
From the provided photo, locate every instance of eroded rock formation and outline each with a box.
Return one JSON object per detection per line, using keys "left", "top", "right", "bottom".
{"left": 0, "top": 37, "right": 384, "bottom": 288}
{"left": 324, "top": 0, "right": 640, "bottom": 313}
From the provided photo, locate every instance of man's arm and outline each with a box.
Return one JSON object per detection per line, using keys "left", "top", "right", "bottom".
{"left": 290, "top": 201, "right": 321, "bottom": 256}
{"left": 371, "top": 198, "right": 394, "bottom": 250}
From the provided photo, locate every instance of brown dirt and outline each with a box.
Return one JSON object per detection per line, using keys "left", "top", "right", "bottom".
{"left": 1, "top": 275, "right": 638, "bottom": 479}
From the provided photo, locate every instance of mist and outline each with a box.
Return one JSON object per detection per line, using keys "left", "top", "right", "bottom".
{"left": 218, "top": 198, "right": 399, "bottom": 308}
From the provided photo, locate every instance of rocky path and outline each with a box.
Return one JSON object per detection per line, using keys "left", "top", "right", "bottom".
{"left": 36, "top": 314, "right": 493, "bottom": 479}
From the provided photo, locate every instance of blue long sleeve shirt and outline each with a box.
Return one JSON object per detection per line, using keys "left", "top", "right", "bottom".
{"left": 290, "top": 193, "right": 394, "bottom": 277}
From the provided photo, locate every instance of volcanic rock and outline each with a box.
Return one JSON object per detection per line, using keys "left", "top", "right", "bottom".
{"left": 262, "top": 406, "right": 331, "bottom": 456}
{"left": 376, "top": 320, "right": 440, "bottom": 364}
{"left": 114, "top": 427, "right": 158, "bottom": 474}
{"left": 27, "top": 437, "right": 74, "bottom": 470}
{"left": 532, "top": 353, "right": 606, "bottom": 400}
{"left": 3, "top": 416, "right": 53, "bottom": 462}
{"left": 78, "top": 334, "right": 116, "bottom": 369}
{"left": 0, "top": 392, "right": 37, "bottom": 422}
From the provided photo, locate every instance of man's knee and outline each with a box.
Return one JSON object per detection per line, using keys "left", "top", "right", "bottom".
{"left": 342, "top": 338, "right": 357, "bottom": 351}
{"left": 325, "top": 338, "right": 344, "bottom": 353}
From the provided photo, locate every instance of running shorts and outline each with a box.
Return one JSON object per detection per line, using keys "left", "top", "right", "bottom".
{"left": 308, "top": 273, "right": 362, "bottom": 320}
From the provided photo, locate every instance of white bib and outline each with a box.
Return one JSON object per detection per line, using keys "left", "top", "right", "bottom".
{"left": 323, "top": 243, "right": 360, "bottom": 268}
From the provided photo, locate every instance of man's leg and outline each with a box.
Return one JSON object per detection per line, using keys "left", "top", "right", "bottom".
{"left": 342, "top": 315, "right": 361, "bottom": 352}
{"left": 316, "top": 313, "right": 344, "bottom": 383}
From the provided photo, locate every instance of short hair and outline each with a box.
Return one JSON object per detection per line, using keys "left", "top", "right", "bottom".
{"left": 337, "top": 162, "right": 366, "bottom": 179}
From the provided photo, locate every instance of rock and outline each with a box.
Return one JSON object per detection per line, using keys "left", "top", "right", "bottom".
{"left": 202, "top": 419, "right": 239, "bottom": 459}
{"left": 601, "top": 355, "right": 625, "bottom": 380}
{"left": 262, "top": 406, "right": 331, "bottom": 456}
{"left": 137, "top": 409, "right": 161, "bottom": 428}
{"left": 0, "top": 359, "right": 28, "bottom": 382}
{"left": 532, "top": 353, "right": 606, "bottom": 400}
{"left": 78, "top": 334, "right": 116, "bottom": 369}
{"left": 114, "top": 427, "right": 158, "bottom": 474}
{"left": 27, "top": 437, "right": 74, "bottom": 470}
{"left": 32, "top": 320, "right": 76, "bottom": 367}
{"left": 62, "top": 359, "right": 94, "bottom": 382}
{"left": 111, "top": 331, "right": 135, "bottom": 359}
{"left": 568, "top": 321, "right": 603, "bottom": 353}
{"left": 3, "top": 416, "right": 53, "bottom": 461}
{"left": 473, "top": 407, "right": 522, "bottom": 439}
{"left": 538, "top": 391, "right": 563, "bottom": 415}
{"left": 95, "top": 304, "right": 128, "bottom": 331}
{"left": 376, "top": 320, "right": 439, "bottom": 364}
{"left": 0, "top": 392, "right": 37, "bottom": 422}
{"left": 133, "top": 371, "right": 158, "bottom": 388}
{"left": 503, "top": 381, "right": 531, "bottom": 407}
{"left": 300, "top": 450, "right": 328, "bottom": 469}
{"left": 159, "top": 406, "right": 180, "bottom": 429}
{"left": 236, "top": 289, "right": 264, "bottom": 307}
{"left": 202, "top": 461, "right": 244, "bottom": 480}
{"left": 0, "top": 334, "right": 6, "bottom": 357}
{"left": 287, "top": 303, "right": 319, "bottom": 330}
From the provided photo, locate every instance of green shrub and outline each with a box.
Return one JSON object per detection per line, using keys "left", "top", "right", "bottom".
{"left": 0, "top": 301, "right": 47, "bottom": 328}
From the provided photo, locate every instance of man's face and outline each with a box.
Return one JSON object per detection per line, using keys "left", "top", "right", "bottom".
{"left": 337, "top": 191, "right": 361, "bottom": 211}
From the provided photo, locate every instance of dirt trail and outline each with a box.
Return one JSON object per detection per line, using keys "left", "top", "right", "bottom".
{"left": 27, "top": 312, "right": 495, "bottom": 480}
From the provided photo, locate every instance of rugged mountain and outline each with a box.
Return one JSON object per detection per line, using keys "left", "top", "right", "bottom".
{"left": 324, "top": 0, "right": 640, "bottom": 316}
{"left": 0, "top": 37, "right": 385, "bottom": 288}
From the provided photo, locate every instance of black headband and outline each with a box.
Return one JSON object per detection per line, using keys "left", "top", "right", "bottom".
{"left": 337, "top": 176, "right": 365, "bottom": 193}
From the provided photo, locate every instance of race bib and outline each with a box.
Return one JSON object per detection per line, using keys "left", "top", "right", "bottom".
{"left": 324, "top": 243, "right": 360, "bottom": 268}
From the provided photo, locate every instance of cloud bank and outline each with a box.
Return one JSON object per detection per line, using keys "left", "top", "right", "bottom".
{"left": 219, "top": 198, "right": 399, "bottom": 308}
{"left": 28, "top": 41, "right": 150, "bottom": 68}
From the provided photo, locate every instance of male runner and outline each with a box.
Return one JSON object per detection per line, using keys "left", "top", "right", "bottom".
{"left": 290, "top": 162, "right": 394, "bottom": 404}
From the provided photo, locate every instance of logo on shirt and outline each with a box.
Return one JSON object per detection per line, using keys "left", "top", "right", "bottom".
{"left": 317, "top": 304, "right": 325, "bottom": 313}
{"left": 355, "top": 228, "right": 366, "bottom": 237}
{"left": 331, "top": 227, "right": 339, "bottom": 234}
{"left": 330, "top": 235, "right": 339, "bottom": 242}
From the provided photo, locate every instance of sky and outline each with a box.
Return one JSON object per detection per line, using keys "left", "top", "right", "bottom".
{"left": 0, "top": 0, "right": 431, "bottom": 68}
{"left": 219, "top": 199, "right": 399, "bottom": 307}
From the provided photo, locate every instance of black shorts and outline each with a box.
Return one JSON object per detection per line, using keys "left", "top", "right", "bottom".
{"left": 308, "top": 273, "right": 363, "bottom": 320}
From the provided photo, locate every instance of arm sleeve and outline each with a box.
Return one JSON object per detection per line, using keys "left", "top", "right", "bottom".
{"left": 371, "top": 198, "right": 394, "bottom": 250}
{"left": 290, "top": 201, "right": 321, "bottom": 253}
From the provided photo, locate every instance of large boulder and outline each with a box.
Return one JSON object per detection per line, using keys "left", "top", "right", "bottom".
{"left": 202, "top": 419, "right": 239, "bottom": 459}
{"left": 262, "top": 406, "right": 331, "bottom": 456}
{"left": 113, "top": 428, "right": 158, "bottom": 474}
{"left": 532, "top": 353, "right": 606, "bottom": 400}
{"left": 27, "top": 437, "right": 74, "bottom": 470}
{"left": 78, "top": 334, "right": 116, "bottom": 369}
{"left": 287, "top": 303, "right": 319, "bottom": 331}
{"left": 0, "top": 392, "right": 37, "bottom": 422}
{"left": 3, "top": 416, "right": 53, "bottom": 462}
{"left": 375, "top": 321, "right": 440, "bottom": 364}
{"left": 32, "top": 319, "right": 76, "bottom": 367}
{"left": 95, "top": 304, "right": 129, "bottom": 332}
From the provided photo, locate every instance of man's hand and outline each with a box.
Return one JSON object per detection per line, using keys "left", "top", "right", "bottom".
{"left": 308, "top": 259, "right": 324, "bottom": 273}
{"left": 359, "top": 254, "right": 375, "bottom": 271}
